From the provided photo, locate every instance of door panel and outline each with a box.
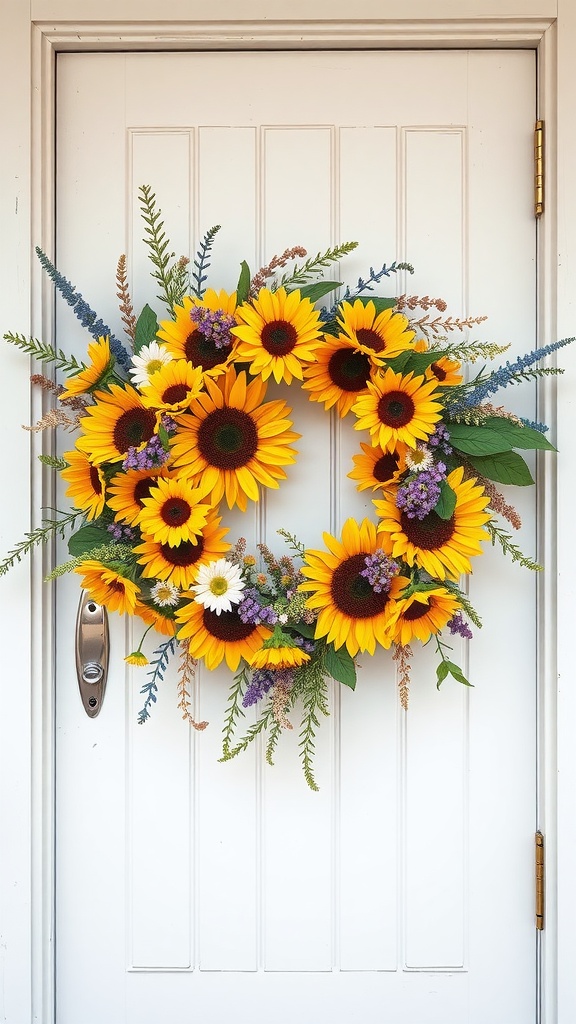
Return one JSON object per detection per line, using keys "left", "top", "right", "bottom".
{"left": 55, "top": 50, "right": 536, "bottom": 1023}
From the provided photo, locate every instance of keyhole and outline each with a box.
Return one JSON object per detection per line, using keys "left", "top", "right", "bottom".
{"left": 88, "top": 696, "right": 98, "bottom": 709}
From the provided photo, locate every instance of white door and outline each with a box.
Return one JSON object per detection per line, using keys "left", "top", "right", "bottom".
{"left": 54, "top": 50, "right": 537, "bottom": 1023}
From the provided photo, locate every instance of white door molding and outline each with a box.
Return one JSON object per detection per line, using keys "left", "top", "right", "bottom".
{"left": 2, "top": 5, "right": 576, "bottom": 1023}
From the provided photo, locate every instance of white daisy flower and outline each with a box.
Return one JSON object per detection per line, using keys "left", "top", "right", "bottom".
{"left": 129, "top": 342, "right": 173, "bottom": 387}
{"left": 405, "top": 444, "right": 434, "bottom": 473}
{"left": 191, "top": 559, "right": 246, "bottom": 615}
{"left": 150, "top": 580, "right": 180, "bottom": 607}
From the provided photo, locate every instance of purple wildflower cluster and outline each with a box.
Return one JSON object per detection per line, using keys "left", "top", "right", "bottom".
{"left": 160, "top": 414, "right": 177, "bottom": 434}
{"left": 242, "top": 668, "right": 276, "bottom": 707}
{"left": 428, "top": 423, "right": 453, "bottom": 455}
{"left": 447, "top": 612, "right": 473, "bottom": 639}
{"left": 122, "top": 434, "right": 170, "bottom": 471}
{"left": 396, "top": 461, "right": 447, "bottom": 520}
{"left": 190, "top": 306, "right": 237, "bottom": 349}
{"left": 361, "top": 550, "right": 400, "bottom": 594}
{"left": 237, "top": 588, "right": 278, "bottom": 626}
{"left": 107, "top": 522, "right": 136, "bottom": 542}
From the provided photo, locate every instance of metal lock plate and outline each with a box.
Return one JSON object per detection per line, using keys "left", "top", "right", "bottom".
{"left": 75, "top": 591, "right": 109, "bottom": 718}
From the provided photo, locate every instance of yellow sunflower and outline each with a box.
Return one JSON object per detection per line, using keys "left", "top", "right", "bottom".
{"left": 250, "top": 645, "right": 310, "bottom": 670}
{"left": 374, "top": 466, "right": 491, "bottom": 580}
{"left": 176, "top": 601, "right": 272, "bottom": 671}
{"left": 337, "top": 299, "right": 415, "bottom": 361}
{"left": 352, "top": 367, "right": 443, "bottom": 453}
{"left": 133, "top": 600, "right": 177, "bottom": 637}
{"left": 414, "top": 339, "right": 463, "bottom": 388}
{"left": 299, "top": 518, "right": 408, "bottom": 657}
{"left": 301, "top": 335, "right": 374, "bottom": 417}
{"left": 388, "top": 587, "right": 461, "bottom": 646}
{"left": 140, "top": 359, "right": 204, "bottom": 414}
{"left": 157, "top": 289, "right": 238, "bottom": 375}
{"left": 107, "top": 467, "right": 168, "bottom": 526}
{"left": 134, "top": 509, "right": 231, "bottom": 589}
{"left": 75, "top": 383, "right": 157, "bottom": 465}
{"left": 169, "top": 368, "right": 300, "bottom": 512}
{"left": 59, "top": 337, "right": 112, "bottom": 398}
{"left": 232, "top": 287, "right": 324, "bottom": 384}
{"left": 348, "top": 441, "right": 407, "bottom": 493}
{"left": 137, "top": 476, "right": 211, "bottom": 547}
{"left": 74, "top": 561, "right": 140, "bottom": 616}
{"left": 60, "top": 448, "right": 106, "bottom": 519}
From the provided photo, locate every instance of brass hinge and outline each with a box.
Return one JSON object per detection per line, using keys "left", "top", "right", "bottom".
{"left": 534, "top": 120, "right": 544, "bottom": 218}
{"left": 535, "top": 831, "right": 545, "bottom": 930}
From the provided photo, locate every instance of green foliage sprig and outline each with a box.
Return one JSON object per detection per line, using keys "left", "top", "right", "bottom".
{"left": 138, "top": 638, "right": 177, "bottom": 724}
{"left": 0, "top": 509, "right": 83, "bottom": 577}
{"left": 191, "top": 225, "right": 221, "bottom": 300}
{"left": 3, "top": 332, "right": 84, "bottom": 375}
{"left": 44, "top": 543, "right": 135, "bottom": 581}
{"left": 138, "top": 184, "right": 190, "bottom": 313}
{"left": 487, "top": 521, "right": 543, "bottom": 571}
{"left": 278, "top": 242, "right": 358, "bottom": 290}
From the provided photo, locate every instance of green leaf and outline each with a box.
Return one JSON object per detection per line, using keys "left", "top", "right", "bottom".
{"left": 434, "top": 480, "right": 457, "bottom": 520}
{"left": 447, "top": 423, "right": 513, "bottom": 456}
{"left": 292, "top": 280, "right": 342, "bottom": 303}
{"left": 290, "top": 621, "right": 316, "bottom": 639}
{"left": 68, "top": 525, "right": 110, "bottom": 557}
{"left": 467, "top": 450, "right": 535, "bottom": 486}
{"left": 324, "top": 644, "right": 357, "bottom": 690}
{"left": 236, "top": 261, "right": 251, "bottom": 306}
{"left": 436, "top": 660, "right": 450, "bottom": 688}
{"left": 134, "top": 304, "right": 159, "bottom": 354}
{"left": 444, "top": 660, "right": 473, "bottom": 687}
{"left": 158, "top": 423, "right": 170, "bottom": 450}
{"left": 482, "top": 416, "right": 556, "bottom": 452}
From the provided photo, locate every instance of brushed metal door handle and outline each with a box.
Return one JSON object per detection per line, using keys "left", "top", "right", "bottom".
{"left": 75, "top": 591, "right": 109, "bottom": 717}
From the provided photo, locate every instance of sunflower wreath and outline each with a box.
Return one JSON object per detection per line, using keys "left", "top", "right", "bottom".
{"left": 2, "top": 185, "right": 572, "bottom": 789}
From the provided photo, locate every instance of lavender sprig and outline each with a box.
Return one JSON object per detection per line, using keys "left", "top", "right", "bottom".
{"left": 447, "top": 337, "right": 574, "bottom": 412}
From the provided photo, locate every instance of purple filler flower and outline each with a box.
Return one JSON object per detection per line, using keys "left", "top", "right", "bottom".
{"left": 447, "top": 612, "right": 473, "bottom": 639}
{"left": 190, "top": 306, "right": 237, "bottom": 350}
{"left": 396, "top": 462, "right": 447, "bottom": 520}
{"left": 122, "top": 434, "right": 170, "bottom": 471}
{"left": 360, "top": 550, "right": 400, "bottom": 594}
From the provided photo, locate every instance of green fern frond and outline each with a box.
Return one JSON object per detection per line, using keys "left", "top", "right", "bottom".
{"left": 3, "top": 332, "right": 84, "bottom": 374}
{"left": 221, "top": 667, "right": 248, "bottom": 757}
{"left": 38, "top": 454, "right": 69, "bottom": 471}
{"left": 278, "top": 242, "right": 358, "bottom": 289}
{"left": 487, "top": 521, "right": 542, "bottom": 571}
{"left": 0, "top": 510, "right": 83, "bottom": 577}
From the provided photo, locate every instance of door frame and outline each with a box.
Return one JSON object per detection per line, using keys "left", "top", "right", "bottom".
{"left": 2, "top": 4, "right": 576, "bottom": 1023}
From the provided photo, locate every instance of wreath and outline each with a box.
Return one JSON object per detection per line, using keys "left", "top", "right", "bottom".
{"left": 1, "top": 185, "right": 571, "bottom": 788}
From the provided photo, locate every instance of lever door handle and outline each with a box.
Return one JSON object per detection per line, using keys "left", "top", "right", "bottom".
{"left": 75, "top": 591, "right": 109, "bottom": 717}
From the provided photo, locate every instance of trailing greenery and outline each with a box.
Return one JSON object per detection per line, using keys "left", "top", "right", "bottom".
{"left": 487, "top": 521, "right": 543, "bottom": 572}
{"left": 3, "top": 332, "right": 84, "bottom": 375}
{"left": 278, "top": 242, "right": 358, "bottom": 290}
{"left": 138, "top": 638, "right": 177, "bottom": 724}
{"left": 44, "top": 543, "right": 135, "bottom": 581}
{"left": 220, "top": 666, "right": 248, "bottom": 757}
{"left": 0, "top": 509, "right": 83, "bottom": 577}
{"left": 295, "top": 661, "right": 330, "bottom": 792}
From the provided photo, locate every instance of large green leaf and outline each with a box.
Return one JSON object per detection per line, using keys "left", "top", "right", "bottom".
{"left": 467, "top": 450, "right": 535, "bottom": 486}
{"left": 482, "top": 416, "right": 556, "bottom": 452}
{"left": 134, "top": 303, "right": 159, "bottom": 354}
{"left": 68, "top": 525, "right": 110, "bottom": 557}
{"left": 436, "top": 659, "right": 472, "bottom": 689}
{"left": 447, "top": 423, "right": 513, "bottom": 456}
{"left": 235, "top": 261, "right": 251, "bottom": 305}
{"left": 325, "top": 644, "right": 357, "bottom": 690}
{"left": 434, "top": 480, "right": 457, "bottom": 520}
{"left": 296, "top": 281, "right": 342, "bottom": 303}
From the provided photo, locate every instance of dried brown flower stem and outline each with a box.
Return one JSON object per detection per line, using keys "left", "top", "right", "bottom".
{"left": 177, "top": 645, "right": 208, "bottom": 730}
{"left": 116, "top": 254, "right": 137, "bottom": 343}
{"left": 396, "top": 294, "right": 448, "bottom": 313}
{"left": 392, "top": 643, "right": 412, "bottom": 710}
{"left": 250, "top": 247, "right": 307, "bottom": 295}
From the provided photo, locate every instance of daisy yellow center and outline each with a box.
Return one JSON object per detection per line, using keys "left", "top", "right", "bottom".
{"left": 261, "top": 320, "right": 297, "bottom": 356}
{"left": 409, "top": 448, "right": 428, "bottom": 466}
{"left": 160, "top": 538, "right": 204, "bottom": 566}
{"left": 146, "top": 359, "right": 164, "bottom": 374}
{"left": 401, "top": 511, "right": 455, "bottom": 550}
{"left": 202, "top": 607, "right": 255, "bottom": 641}
{"left": 373, "top": 453, "right": 399, "bottom": 483}
{"left": 430, "top": 362, "right": 447, "bottom": 381}
{"left": 330, "top": 553, "right": 389, "bottom": 618}
{"left": 113, "top": 407, "right": 156, "bottom": 453}
{"left": 402, "top": 600, "right": 431, "bottom": 621}
{"left": 89, "top": 465, "right": 103, "bottom": 495}
{"left": 185, "top": 331, "right": 231, "bottom": 370}
{"left": 378, "top": 390, "right": 415, "bottom": 428}
{"left": 356, "top": 327, "right": 385, "bottom": 353}
{"left": 161, "top": 497, "right": 191, "bottom": 526}
{"left": 154, "top": 584, "right": 175, "bottom": 603}
{"left": 197, "top": 408, "right": 258, "bottom": 469}
{"left": 162, "top": 383, "right": 189, "bottom": 405}
{"left": 328, "top": 349, "right": 371, "bottom": 392}
{"left": 209, "top": 576, "right": 230, "bottom": 596}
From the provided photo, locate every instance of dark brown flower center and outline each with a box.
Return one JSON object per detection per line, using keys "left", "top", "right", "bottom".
{"left": 330, "top": 553, "right": 389, "bottom": 618}
{"left": 108, "top": 580, "right": 125, "bottom": 594}
{"left": 328, "top": 348, "right": 371, "bottom": 392}
{"left": 185, "top": 331, "right": 231, "bottom": 371}
{"left": 356, "top": 327, "right": 385, "bottom": 353}
{"left": 377, "top": 389, "right": 415, "bottom": 428}
{"left": 113, "top": 406, "right": 156, "bottom": 453}
{"left": 430, "top": 362, "right": 447, "bottom": 382}
{"left": 402, "top": 599, "right": 431, "bottom": 621}
{"left": 203, "top": 607, "right": 256, "bottom": 642}
{"left": 401, "top": 511, "right": 455, "bottom": 550}
{"left": 162, "top": 383, "right": 190, "bottom": 405}
{"left": 160, "top": 497, "right": 191, "bottom": 526}
{"left": 373, "top": 452, "right": 400, "bottom": 483}
{"left": 133, "top": 478, "right": 157, "bottom": 507}
{"left": 160, "top": 537, "right": 204, "bottom": 566}
{"left": 197, "top": 407, "right": 259, "bottom": 469}
{"left": 261, "top": 320, "right": 298, "bottom": 356}
{"left": 89, "top": 465, "right": 102, "bottom": 495}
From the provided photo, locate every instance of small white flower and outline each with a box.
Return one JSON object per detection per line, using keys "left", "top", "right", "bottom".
{"left": 191, "top": 558, "right": 246, "bottom": 615}
{"left": 150, "top": 580, "right": 180, "bottom": 607}
{"left": 405, "top": 444, "right": 434, "bottom": 473}
{"left": 129, "top": 342, "right": 172, "bottom": 387}
{"left": 278, "top": 613, "right": 288, "bottom": 624}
